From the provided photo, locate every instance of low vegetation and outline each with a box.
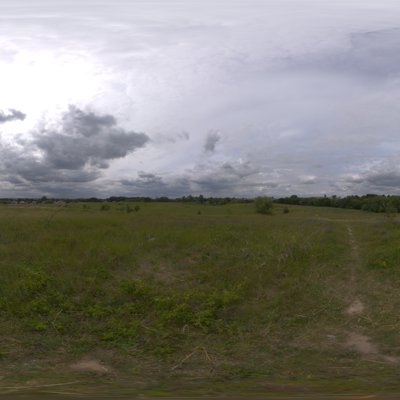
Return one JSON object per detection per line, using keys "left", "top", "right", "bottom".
{"left": 0, "top": 202, "right": 400, "bottom": 396}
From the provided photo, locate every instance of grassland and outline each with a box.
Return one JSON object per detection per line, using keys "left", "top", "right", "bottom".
{"left": 0, "top": 201, "right": 400, "bottom": 397}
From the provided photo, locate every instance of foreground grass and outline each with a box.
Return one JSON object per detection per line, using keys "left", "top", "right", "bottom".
{"left": 0, "top": 202, "right": 399, "bottom": 396}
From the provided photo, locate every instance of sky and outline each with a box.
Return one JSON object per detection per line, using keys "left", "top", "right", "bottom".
{"left": 1, "top": 0, "right": 400, "bottom": 199}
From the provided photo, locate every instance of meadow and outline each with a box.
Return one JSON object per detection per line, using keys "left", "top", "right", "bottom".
{"left": 1, "top": 201, "right": 400, "bottom": 396}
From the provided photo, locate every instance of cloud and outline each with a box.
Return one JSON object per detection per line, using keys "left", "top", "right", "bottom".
{"left": 118, "top": 171, "right": 192, "bottom": 196}
{"left": 300, "top": 176, "right": 316, "bottom": 184}
{"left": 364, "top": 169, "right": 400, "bottom": 187}
{"left": 203, "top": 130, "right": 220, "bottom": 153}
{"left": 0, "top": 109, "right": 26, "bottom": 123}
{"left": 0, "top": 105, "right": 150, "bottom": 189}
{"left": 345, "top": 174, "right": 364, "bottom": 184}
{"left": 263, "top": 182, "right": 278, "bottom": 188}
{"left": 31, "top": 105, "right": 149, "bottom": 170}
{"left": 120, "top": 170, "right": 166, "bottom": 188}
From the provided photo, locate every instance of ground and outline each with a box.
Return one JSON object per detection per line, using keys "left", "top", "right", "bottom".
{"left": 0, "top": 202, "right": 400, "bottom": 397}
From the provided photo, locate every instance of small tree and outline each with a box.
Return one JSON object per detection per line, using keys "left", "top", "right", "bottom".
{"left": 254, "top": 196, "right": 273, "bottom": 215}
{"left": 283, "top": 206, "right": 289, "bottom": 214}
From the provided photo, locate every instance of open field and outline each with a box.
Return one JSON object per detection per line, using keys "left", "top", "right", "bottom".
{"left": 1, "top": 202, "right": 400, "bottom": 397}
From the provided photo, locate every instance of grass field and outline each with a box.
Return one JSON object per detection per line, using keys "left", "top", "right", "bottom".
{"left": 1, "top": 201, "right": 400, "bottom": 397}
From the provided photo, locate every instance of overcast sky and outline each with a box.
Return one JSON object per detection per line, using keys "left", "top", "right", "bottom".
{"left": 1, "top": 0, "right": 400, "bottom": 198}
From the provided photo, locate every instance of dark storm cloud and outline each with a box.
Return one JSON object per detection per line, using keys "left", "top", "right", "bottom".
{"left": 61, "top": 105, "right": 117, "bottom": 137}
{"left": 32, "top": 105, "right": 149, "bottom": 170}
{"left": 118, "top": 171, "right": 192, "bottom": 197}
{"left": 0, "top": 109, "right": 26, "bottom": 123}
{"left": 120, "top": 170, "right": 166, "bottom": 188}
{"left": 203, "top": 130, "right": 220, "bottom": 153}
{"left": 0, "top": 106, "right": 150, "bottom": 189}
{"left": 338, "top": 166, "right": 400, "bottom": 193}
{"left": 365, "top": 170, "right": 400, "bottom": 187}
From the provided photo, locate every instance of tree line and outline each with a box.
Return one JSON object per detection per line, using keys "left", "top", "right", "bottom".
{"left": 274, "top": 194, "right": 400, "bottom": 213}
{"left": 1, "top": 195, "right": 254, "bottom": 205}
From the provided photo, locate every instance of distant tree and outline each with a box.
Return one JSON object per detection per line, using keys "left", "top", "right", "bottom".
{"left": 198, "top": 194, "right": 204, "bottom": 204}
{"left": 254, "top": 196, "right": 273, "bottom": 214}
{"left": 389, "top": 196, "right": 400, "bottom": 212}
{"left": 157, "top": 197, "right": 170, "bottom": 202}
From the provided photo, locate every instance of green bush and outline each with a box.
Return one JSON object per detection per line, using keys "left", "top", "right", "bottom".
{"left": 283, "top": 206, "right": 289, "bottom": 214}
{"left": 254, "top": 196, "right": 273, "bottom": 215}
{"left": 100, "top": 204, "right": 110, "bottom": 211}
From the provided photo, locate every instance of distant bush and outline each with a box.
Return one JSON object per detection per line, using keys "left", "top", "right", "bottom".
{"left": 126, "top": 204, "right": 141, "bottom": 213}
{"left": 254, "top": 196, "right": 273, "bottom": 215}
{"left": 100, "top": 204, "right": 110, "bottom": 211}
{"left": 283, "top": 206, "right": 289, "bottom": 214}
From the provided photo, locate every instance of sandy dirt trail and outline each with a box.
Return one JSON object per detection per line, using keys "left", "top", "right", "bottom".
{"left": 343, "top": 225, "right": 400, "bottom": 364}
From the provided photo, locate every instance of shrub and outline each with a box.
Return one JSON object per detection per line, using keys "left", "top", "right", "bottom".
{"left": 283, "top": 207, "right": 289, "bottom": 214}
{"left": 254, "top": 196, "right": 273, "bottom": 215}
{"left": 100, "top": 204, "right": 110, "bottom": 211}
{"left": 134, "top": 205, "right": 140, "bottom": 212}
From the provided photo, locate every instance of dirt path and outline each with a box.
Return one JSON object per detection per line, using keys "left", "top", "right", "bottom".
{"left": 343, "top": 224, "right": 400, "bottom": 364}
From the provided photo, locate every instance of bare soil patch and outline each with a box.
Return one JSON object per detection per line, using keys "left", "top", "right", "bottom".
{"left": 68, "top": 357, "right": 113, "bottom": 374}
{"left": 346, "top": 298, "right": 364, "bottom": 315}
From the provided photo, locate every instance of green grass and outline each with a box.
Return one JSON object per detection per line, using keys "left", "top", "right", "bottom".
{"left": 0, "top": 202, "right": 399, "bottom": 396}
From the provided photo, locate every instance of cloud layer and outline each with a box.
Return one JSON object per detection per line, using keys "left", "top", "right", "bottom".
{"left": 2, "top": 1, "right": 400, "bottom": 198}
